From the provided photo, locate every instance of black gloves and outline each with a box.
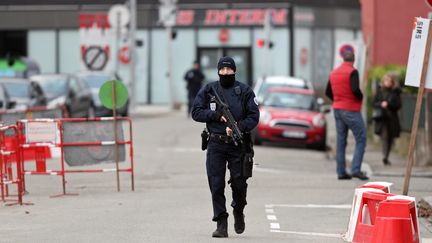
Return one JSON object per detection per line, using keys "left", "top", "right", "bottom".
{"left": 214, "top": 110, "right": 223, "bottom": 122}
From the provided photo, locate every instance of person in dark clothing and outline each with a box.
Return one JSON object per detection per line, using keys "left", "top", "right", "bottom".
{"left": 191, "top": 56, "right": 259, "bottom": 238}
{"left": 325, "top": 50, "right": 369, "bottom": 180}
{"left": 372, "top": 73, "right": 402, "bottom": 165}
{"left": 184, "top": 61, "right": 205, "bottom": 116}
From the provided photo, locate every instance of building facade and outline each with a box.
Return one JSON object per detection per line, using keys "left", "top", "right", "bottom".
{"left": 0, "top": 0, "right": 361, "bottom": 104}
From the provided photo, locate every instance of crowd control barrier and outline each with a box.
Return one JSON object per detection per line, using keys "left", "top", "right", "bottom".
{"left": 0, "top": 106, "right": 64, "bottom": 125}
{"left": 17, "top": 119, "right": 69, "bottom": 197}
{"left": 0, "top": 125, "right": 24, "bottom": 205}
{"left": 372, "top": 196, "right": 419, "bottom": 243}
{"left": 17, "top": 117, "right": 134, "bottom": 196}
{"left": 60, "top": 117, "right": 134, "bottom": 191}
{"left": 345, "top": 182, "right": 421, "bottom": 243}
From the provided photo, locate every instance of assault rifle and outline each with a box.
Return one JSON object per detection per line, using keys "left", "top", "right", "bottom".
{"left": 208, "top": 86, "right": 243, "bottom": 146}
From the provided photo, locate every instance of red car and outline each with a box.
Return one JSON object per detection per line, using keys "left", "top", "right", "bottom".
{"left": 253, "top": 87, "right": 329, "bottom": 150}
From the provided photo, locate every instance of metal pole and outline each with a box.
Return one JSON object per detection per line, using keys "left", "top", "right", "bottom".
{"left": 167, "top": 26, "right": 176, "bottom": 109}
{"left": 115, "top": 13, "right": 121, "bottom": 75}
{"left": 129, "top": 0, "right": 137, "bottom": 111}
{"left": 111, "top": 80, "right": 120, "bottom": 192}
{"left": 288, "top": 5, "right": 294, "bottom": 76}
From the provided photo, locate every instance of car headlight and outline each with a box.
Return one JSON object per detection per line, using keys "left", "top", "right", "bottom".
{"left": 260, "top": 110, "right": 272, "bottom": 124}
{"left": 47, "top": 96, "right": 66, "bottom": 109}
{"left": 312, "top": 114, "right": 325, "bottom": 127}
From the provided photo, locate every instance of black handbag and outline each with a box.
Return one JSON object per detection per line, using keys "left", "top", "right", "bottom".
{"left": 372, "top": 108, "right": 383, "bottom": 120}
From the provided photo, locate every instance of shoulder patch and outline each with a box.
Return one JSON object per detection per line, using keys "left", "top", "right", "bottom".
{"left": 234, "top": 86, "right": 241, "bottom": 95}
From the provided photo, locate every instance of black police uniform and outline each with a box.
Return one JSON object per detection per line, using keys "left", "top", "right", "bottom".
{"left": 191, "top": 80, "right": 259, "bottom": 223}
{"left": 184, "top": 68, "right": 205, "bottom": 114}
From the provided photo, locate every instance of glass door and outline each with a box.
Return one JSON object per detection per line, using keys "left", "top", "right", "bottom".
{"left": 198, "top": 47, "right": 252, "bottom": 86}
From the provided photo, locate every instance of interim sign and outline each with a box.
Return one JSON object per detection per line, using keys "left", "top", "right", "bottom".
{"left": 405, "top": 17, "right": 432, "bottom": 89}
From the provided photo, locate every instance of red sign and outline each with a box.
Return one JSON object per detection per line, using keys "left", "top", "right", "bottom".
{"left": 175, "top": 9, "right": 287, "bottom": 26}
{"left": 425, "top": 0, "right": 432, "bottom": 9}
{"left": 219, "top": 28, "right": 229, "bottom": 43}
{"left": 119, "top": 46, "right": 130, "bottom": 64}
{"left": 300, "top": 47, "right": 308, "bottom": 65}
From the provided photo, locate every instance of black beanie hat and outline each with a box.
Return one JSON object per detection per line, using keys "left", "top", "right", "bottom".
{"left": 217, "top": 56, "right": 236, "bottom": 72}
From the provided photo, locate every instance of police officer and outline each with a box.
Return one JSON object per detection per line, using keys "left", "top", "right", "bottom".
{"left": 184, "top": 61, "right": 205, "bottom": 117}
{"left": 191, "top": 56, "right": 259, "bottom": 238}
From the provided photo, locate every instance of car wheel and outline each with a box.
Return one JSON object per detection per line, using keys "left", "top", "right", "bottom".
{"left": 314, "top": 132, "right": 327, "bottom": 151}
{"left": 87, "top": 105, "right": 95, "bottom": 118}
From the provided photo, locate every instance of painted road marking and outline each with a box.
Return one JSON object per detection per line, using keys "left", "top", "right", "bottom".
{"left": 270, "top": 223, "right": 280, "bottom": 229}
{"left": 271, "top": 229, "right": 343, "bottom": 238}
{"left": 265, "top": 203, "right": 350, "bottom": 239}
{"left": 267, "top": 215, "right": 277, "bottom": 220}
{"left": 265, "top": 208, "right": 274, "bottom": 214}
{"left": 265, "top": 204, "right": 351, "bottom": 209}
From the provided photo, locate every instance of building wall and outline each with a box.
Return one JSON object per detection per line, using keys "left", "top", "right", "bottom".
{"left": 361, "top": 0, "right": 431, "bottom": 66}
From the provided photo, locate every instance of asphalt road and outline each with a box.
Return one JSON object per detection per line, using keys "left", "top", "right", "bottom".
{"left": 0, "top": 110, "right": 431, "bottom": 242}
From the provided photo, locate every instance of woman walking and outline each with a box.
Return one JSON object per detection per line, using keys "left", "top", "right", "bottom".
{"left": 373, "top": 73, "right": 402, "bottom": 165}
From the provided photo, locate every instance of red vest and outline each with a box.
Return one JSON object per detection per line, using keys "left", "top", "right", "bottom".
{"left": 329, "top": 62, "right": 362, "bottom": 112}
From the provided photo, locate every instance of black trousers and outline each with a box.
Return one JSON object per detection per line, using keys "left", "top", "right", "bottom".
{"left": 206, "top": 138, "right": 248, "bottom": 221}
{"left": 381, "top": 123, "right": 395, "bottom": 160}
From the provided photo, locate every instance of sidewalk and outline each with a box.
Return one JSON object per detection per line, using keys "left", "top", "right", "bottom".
{"left": 325, "top": 110, "right": 432, "bottom": 237}
{"left": 129, "top": 104, "right": 174, "bottom": 118}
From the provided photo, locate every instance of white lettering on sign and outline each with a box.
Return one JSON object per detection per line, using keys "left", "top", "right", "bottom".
{"left": 25, "top": 121, "right": 59, "bottom": 144}
{"left": 405, "top": 17, "right": 432, "bottom": 89}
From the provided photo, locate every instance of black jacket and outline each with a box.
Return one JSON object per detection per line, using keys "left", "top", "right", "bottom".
{"left": 373, "top": 87, "right": 402, "bottom": 137}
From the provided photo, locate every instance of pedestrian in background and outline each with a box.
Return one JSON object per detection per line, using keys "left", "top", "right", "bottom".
{"left": 325, "top": 50, "right": 369, "bottom": 180}
{"left": 191, "top": 56, "right": 259, "bottom": 238}
{"left": 184, "top": 61, "right": 205, "bottom": 117}
{"left": 372, "top": 72, "right": 402, "bottom": 165}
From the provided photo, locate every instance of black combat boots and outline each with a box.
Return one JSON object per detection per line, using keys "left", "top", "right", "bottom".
{"left": 212, "top": 217, "right": 228, "bottom": 238}
{"left": 233, "top": 210, "right": 245, "bottom": 234}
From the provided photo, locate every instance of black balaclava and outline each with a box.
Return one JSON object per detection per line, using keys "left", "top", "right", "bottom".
{"left": 217, "top": 56, "right": 236, "bottom": 88}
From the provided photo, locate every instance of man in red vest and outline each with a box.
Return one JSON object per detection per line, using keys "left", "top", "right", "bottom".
{"left": 325, "top": 50, "right": 368, "bottom": 180}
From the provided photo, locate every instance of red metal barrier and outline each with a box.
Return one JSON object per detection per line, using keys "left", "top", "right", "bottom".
{"left": 0, "top": 125, "right": 24, "bottom": 205}
{"left": 17, "top": 119, "right": 71, "bottom": 197}
{"left": 59, "top": 117, "right": 134, "bottom": 191}
{"left": 17, "top": 117, "right": 134, "bottom": 196}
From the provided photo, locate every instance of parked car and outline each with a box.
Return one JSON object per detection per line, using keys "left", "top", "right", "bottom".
{"left": 76, "top": 71, "right": 129, "bottom": 117}
{"left": 252, "top": 87, "right": 329, "bottom": 150}
{"left": 253, "top": 76, "right": 314, "bottom": 104}
{"left": 30, "top": 73, "right": 93, "bottom": 118}
{"left": 0, "top": 83, "right": 13, "bottom": 112}
{"left": 0, "top": 78, "right": 47, "bottom": 110}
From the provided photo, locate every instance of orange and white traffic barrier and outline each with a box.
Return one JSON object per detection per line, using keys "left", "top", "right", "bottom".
{"left": 0, "top": 125, "right": 24, "bottom": 205}
{"left": 371, "top": 196, "right": 419, "bottom": 243}
{"left": 352, "top": 191, "right": 395, "bottom": 243}
{"left": 343, "top": 181, "right": 393, "bottom": 242}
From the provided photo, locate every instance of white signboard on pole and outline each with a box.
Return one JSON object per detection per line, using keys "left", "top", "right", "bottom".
{"left": 405, "top": 17, "right": 432, "bottom": 89}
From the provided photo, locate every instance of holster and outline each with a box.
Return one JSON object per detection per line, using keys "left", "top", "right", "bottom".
{"left": 241, "top": 133, "right": 254, "bottom": 178}
{"left": 241, "top": 152, "right": 253, "bottom": 178}
{"left": 201, "top": 128, "right": 209, "bottom": 151}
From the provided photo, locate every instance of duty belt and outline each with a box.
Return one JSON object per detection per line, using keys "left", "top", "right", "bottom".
{"left": 210, "top": 133, "right": 234, "bottom": 144}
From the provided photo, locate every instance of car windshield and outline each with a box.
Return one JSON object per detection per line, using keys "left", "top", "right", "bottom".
{"left": 263, "top": 91, "right": 317, "bottom": 111}
{"left": 2, "top": 82, "right": 30, "bottom": 98}
{"left": 79, "top": 74, "right": 112, "bottom": 89}
{"left": 35, "top": 77, "right": 67, "bottom": 96}
{"left": 259, "top": 81, "right": 306, "bottom": 95}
